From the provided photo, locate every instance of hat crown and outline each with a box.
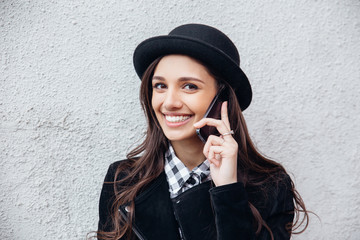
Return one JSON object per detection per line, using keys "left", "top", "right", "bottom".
{"left": 169, "top": 24, "right": 240, "bottom": 65}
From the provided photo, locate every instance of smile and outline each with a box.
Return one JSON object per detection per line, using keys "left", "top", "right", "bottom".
{"left": 165, "top": 115, "right": 192, "bottom": 123}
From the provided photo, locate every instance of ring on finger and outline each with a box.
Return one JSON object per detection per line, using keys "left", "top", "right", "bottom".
{"left": 221, "top": 130, "right": 234, "bottom": 137}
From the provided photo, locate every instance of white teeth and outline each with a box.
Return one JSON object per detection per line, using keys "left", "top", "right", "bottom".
{"left": 165, "top": 115, "right": 191, "bottom": 123}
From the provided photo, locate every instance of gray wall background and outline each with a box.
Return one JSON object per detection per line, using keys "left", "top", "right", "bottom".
{"left": 1, "top": 0, "right": 359, "bottom": 239}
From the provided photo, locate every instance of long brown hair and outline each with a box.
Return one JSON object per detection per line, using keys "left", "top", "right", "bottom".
{"left": 95, "top": 56, "right": 309, "bottom": 239}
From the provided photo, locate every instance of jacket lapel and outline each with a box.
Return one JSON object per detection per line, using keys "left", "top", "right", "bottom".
{"left": 172, "top": 181, "right": 217, "bottom": 240}
{"left": 120, "top": 172, "right": 181, "bottom": 240}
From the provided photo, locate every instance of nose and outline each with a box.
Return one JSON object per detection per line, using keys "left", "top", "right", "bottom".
{"left": 163, "top": 89, "right": 183, "bottom": 110}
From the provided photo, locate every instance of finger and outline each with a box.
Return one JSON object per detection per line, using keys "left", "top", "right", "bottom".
{"left": 194, "top": 118, "right": 229, "bottom": 135}
{"left": 208, "top": 145, "right": 224, "bottom": 161}
{"left": 209, "top": 160, "right": 220, "bottom": 168}
{"left": 193, "top": 118, "right": 217, "bottom": 128}
{"left": 221, "top": 101, "right": 231, "bottom": 129}
{"left": 208, "top": 155, "right": 221, "bottom": 167}
{"left": 203, "top": 135, "right": 224, "bottom": 158}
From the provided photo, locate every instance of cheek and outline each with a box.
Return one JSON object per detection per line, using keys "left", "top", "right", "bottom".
{"left": 198, "top": 97, "right": 213, "bottom": 108}
{"left": 192, "top": 96, "right": 214, "bottom": 115}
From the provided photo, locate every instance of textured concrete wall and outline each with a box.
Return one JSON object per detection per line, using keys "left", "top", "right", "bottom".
{"left": 1, "top": 0, "right": 359, "bottom": 239}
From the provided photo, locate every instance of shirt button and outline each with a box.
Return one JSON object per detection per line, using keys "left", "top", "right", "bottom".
{"left": 176, "top": 200, "right": 181, "bottom": 204}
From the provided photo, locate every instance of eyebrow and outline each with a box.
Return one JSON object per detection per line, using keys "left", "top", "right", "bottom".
{"left": 152, "top": 76, "right": 205, "bottom": 84}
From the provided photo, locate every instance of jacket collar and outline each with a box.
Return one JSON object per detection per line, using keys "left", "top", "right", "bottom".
{"left": 120, "top": 172, "right": 217, "bottom": 240}
{"left": 120, "top": 172, "right": 181, "bottom": 240}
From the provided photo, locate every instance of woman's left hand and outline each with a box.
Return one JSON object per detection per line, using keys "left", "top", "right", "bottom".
{"left": 193, "top": 101, "right": 238, "bottom": 186}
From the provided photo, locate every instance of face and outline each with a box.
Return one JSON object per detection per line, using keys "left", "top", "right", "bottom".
{"left": 151, "top": 55, "right": 218, "bottom": 143}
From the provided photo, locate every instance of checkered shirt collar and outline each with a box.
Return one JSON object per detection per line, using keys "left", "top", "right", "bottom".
{"left": 164, "top": 144, "right": 211, "bottom": 198}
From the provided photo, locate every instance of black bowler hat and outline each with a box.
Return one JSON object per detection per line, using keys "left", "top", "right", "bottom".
{"left": 133, "top": 23, "right": 252, "bottom": 111}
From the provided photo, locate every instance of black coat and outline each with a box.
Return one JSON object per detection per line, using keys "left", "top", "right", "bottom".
{"left": 98, "top": 160, "right": 294, "bottom": 240}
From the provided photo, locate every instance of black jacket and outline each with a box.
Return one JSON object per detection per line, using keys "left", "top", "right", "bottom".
{"left": 98, "top": 160, "right": 294, "bottom": 240}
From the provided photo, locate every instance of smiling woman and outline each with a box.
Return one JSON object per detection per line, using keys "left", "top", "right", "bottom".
{"left": 151, "top": 55, "right": 217, "bottom": 148}
{"left": 94, "top": 24, "right": 309, "bottom": 240}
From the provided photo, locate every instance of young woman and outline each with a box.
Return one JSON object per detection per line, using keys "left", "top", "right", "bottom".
{"left": 96, "top": 24, "right": 308, "bottom": 240}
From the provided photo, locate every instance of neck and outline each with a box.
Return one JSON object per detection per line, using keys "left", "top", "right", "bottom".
{"left": 170, "top": 136, "right": 206, "bottom": 170}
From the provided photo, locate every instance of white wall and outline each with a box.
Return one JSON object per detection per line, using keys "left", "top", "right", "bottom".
{"left": 1, "top": 0, "right": 359, "bottom": 239}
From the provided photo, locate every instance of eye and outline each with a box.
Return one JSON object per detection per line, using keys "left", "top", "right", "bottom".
{"left": 153, "top": 83, "right": 167, "bottom": 89}
{"left": 183, "top": 83, "right": 198, "bottom": 90}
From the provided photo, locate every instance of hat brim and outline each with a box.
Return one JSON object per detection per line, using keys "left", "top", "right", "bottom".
{"left": 133, "top": 35, "right": 252, "bottom": 111}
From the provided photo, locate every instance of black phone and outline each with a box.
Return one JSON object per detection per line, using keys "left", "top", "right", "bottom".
{"left": 196, "top": 86, "right": 228, "bottom": 143}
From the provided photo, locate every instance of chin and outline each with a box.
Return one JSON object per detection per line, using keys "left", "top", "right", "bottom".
{"left": 164, "top": 131, "right": 200, "bottom": 143}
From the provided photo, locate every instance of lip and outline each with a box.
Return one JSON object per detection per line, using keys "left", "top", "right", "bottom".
{"left": 163, "top": 113, "right": 193, "bottom": 127}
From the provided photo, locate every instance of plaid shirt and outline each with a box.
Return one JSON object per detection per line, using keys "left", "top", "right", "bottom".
{"left": 164, "top": 144, "right": 211, "bottom": 198}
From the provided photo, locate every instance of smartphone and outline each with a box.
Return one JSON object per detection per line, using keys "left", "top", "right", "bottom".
{"left": 196, "top": 86, "right": 228, "bottom": 143}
